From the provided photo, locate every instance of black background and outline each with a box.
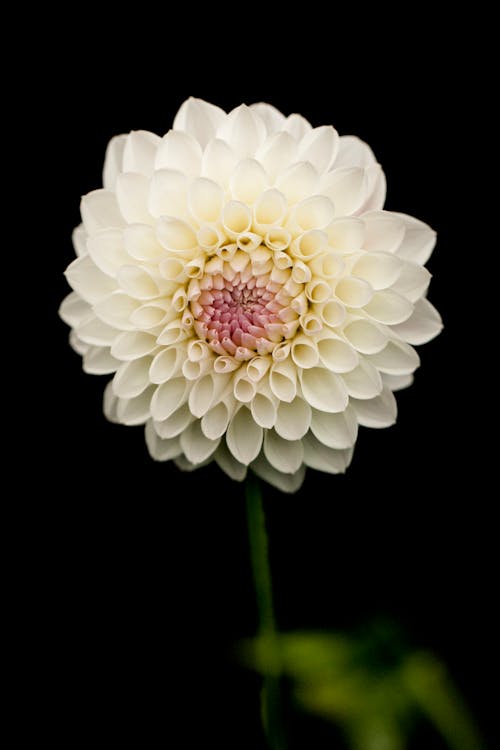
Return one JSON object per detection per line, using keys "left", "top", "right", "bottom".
{"left": 29, "top": 13, "right": 495, "bottom": 749}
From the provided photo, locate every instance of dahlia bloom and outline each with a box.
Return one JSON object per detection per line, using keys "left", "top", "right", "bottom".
{"left": 60, "top": 98, "right": 442, "bottom": 492}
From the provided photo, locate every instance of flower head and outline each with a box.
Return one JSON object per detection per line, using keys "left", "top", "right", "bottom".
{"left": 60, "top": 98, "right": 442, "bottom": 492}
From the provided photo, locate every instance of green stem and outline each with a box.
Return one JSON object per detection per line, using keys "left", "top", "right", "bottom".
{"left": 245, "top": 473, "right": 286, "bottom": 750}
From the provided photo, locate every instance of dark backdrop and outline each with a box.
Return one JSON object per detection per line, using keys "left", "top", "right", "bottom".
{"left": 32, "top": 16, "right": 495, "bottom": 749}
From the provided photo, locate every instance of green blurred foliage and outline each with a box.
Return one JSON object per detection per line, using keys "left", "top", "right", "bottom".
{"left": 239, "top": 622, "right": 486, "bottom": 750}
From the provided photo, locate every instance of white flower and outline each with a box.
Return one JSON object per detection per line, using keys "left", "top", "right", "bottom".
{"left": 60, "top": 97, "right": 442, "bottom": 492}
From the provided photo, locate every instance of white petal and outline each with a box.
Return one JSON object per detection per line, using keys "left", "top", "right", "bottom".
{"left": 381, "top": 373, "right": 414, "bottom": 391}
{"left": 300, "top": 367, "right": 349, "bottom": 413}
{"left": 298, "top": 126, "right": 339, "bottom": 173}
{"left": 103, "top": 381, "right": 119, "bottom": 423}
{"left": 321, "top": 167, "right": 367, "bottom": 216}
{"left": 76, "top": 316, "right": 119, "bottom": 346}
{"left": 115, "top": 388, "right": 157, "bottom": 441}
{"left": 251, "top": 453, "right": 306, "bottom": 493}
{"left": 215, "top": 441, "right": 247, "bottom": 482}
{"left": 112, "top": 356, "right": 153, "bottom": 398}
{"left": 72, "top": 225, "right": 87, "bottom": 257}
{"left": 368, "top": 340, "right": 420, "bottom": 375}
{"left": 181, "top": 420, "right": 220, "bottom": 464}
{"left": 157, "top": 217, "right": 197, "bottom": 252}
{"left": 111, "top": 331, "right": 157, "bottom": 361}
{"left": 216, "top": 104, "right": 267, "bottom": 159}
{"left": 364, "top": 290, "right": 414, "bottom": 325}
{"left": 351, "top": 252, "right": 403, "bottom": 290}
{"left": 264, "top": 430, "right": 303, "bottom": 474}
{"left": 123, "top": 223, "right": 166, "bottom": 261}
{"left": 362, "top": 211, "right": 406, "bottom": 253}
{"left": 103, "top": 134, "right": 127, "bottom": 190}
{"left": 391, "top": 297, "right": 443, "bottom": 345}
{"left": 117, "top": 265, "right": 162, "bottom": 300}
{"left": 283, "top": 113, "right": 312, "bottom": 139}
{"left": 83, "top": 346, "right": 121, "bottom": 375}
{"left": 122, "top": 130, "right": 161, "bottom": 175}
{"left": 222, "top": 201, "right": 252, "bottom": 238}
{"left": 326, "top": 217, "right": 365, "bottom": 252}
{"left": 256, "top": 131, "right": 297, "bottom": 181}
{"left": 188, "top": 177, "right": 224, "bottom": 223}
{"left": 201, "top": 400, "right": 232, "bottom": 440}
{"left": 335, "top": 276, "right": 373, "bottom": 308}
{"left": 64, "top": 254, "right": 116, "bottom": 304}
{"left": 148, "top": 169, "right": 189, "bottom": 219}
{"left": 81, "top": 189, "right": 124, "bottom": 234}
{"left": 188, "top": 373, "right": 228, "bottom": 418}
{"left": 393, "top": 212, "right": 436, "bottom": 265}
{"left": 115, "top": 172, "right": 152, "bottom": 224}
{"left": 250, "top": 102, "right": 286, "bottom": 133}
{"left": 59, "top": 292, "right": 91, "bottom": 327}
{"left": 358, "top": 164, "right": 386, "bottom": 213}
{"left": 276, "top": 161, "right": 319, "bottom": 204}
{"left": 310, "top": 406, "right": 358, "bottom": 449}
{"left": 174, "top": 97, "right": 226, "bottom": 148}
{"left": 154, "top": 403, "right": 193, "bottom": 439}
{"left": 343, "top": 318, "right": 388, "bottom": 354}
{"left": 392, "top": 262, "right": 431, "bottom": 303}
{"left": 341, "top": 359, "right": 383, "bottom": 399}
{"left": 201, "top": 138, "right": 237, "bottom": 185}
{"left": 250, "top": 390, "right": 278, "bottom": 429}
{"left": 93, "top": 292, "right": 139, "bottom": 331}
{"left": 302, "top": 432, "right": 353, "bottom": 473}
{"left": 334, "top": 135, "right": 377, "bottom": 168}
{"left": 151, "top": 378, "right": 189, "bottom": 421}
{"left": 226, "top": 406, "right": 263, "bottom": 464}
{"left": 149, "top": 346, "right": 183, "bottom": 384}
{"left": 291, "top": 335, "right": 319, "bottom": 369}
{"left": 87, "top": 228, "right": 129, "bottom": 277}
{"left": 274, "top": 397, "right": 311, "bottom": 440}
{"left": 145, "top": 420, "right": 182, "bottom": 461}
{"left": 350, "top": 387, "right": 397, "bottom": 428}
{"left": 292, "top": 195, "right": 335, "bottom": 231}
{"left": 317, "top": 334, "right": 359, "bottom": 373}
{"left": 69, "top": 330, "right": 89, "bottom": 356}
{"left": 230, "top": 159, "right": 269, "bottom": 204}
{"left": 154, "top": 130, "right": 202, "bottom": 175}
{"left": 269, "top": 360, "right": 297, "bottom": 403}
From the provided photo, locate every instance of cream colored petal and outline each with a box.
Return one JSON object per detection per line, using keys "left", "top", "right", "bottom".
{"left": 188, "top": 177, "right": 224, "bottom": 223}
{"left": 326, "top": 217, "right": 365, "bottom": 252}
{"left": 59, "top": 292, "right": 91, "bottom": 328}
{"left": 201, "top": 138, "right": 237, "bottom": 185}
{"left": 269, "top": 360, "right": 297, "bottom": 402}
{"left": 291, "top": 335, "right": 319, "bottom": 369}
{"left": 317, "top": 300, "right": 346, "bottom": 328}
{"left": 350, "top": 387, "right": 397, "bottom": 428}
{"left": 149, "top": 346, "right": 183, "bottom": 384}
{"left": 83, "top": 346, "right": 121, "bottom": 375}
{"left": 335, "top": 276, "right": 373, "bottom": 308}
{"left": 117, "top": 265, "right": 162, "bottom": 300}
{"left": 300, "top": 367, "right": 349, "bottom": 413}
{"left": 275, "top": 397, "right": 311, "bottom": 440}
{"left": 173, "top": 97, "right": 226, "bottom": 148}
{"left": 362, "top": 211, "right": 406, "bottom": 253}
{"left": 283, "top": 113, "right": 312, "bottom": 139}
{"left": 154, "top": 403, "right": 194, "bottom": 439}
{"left": 64, "top": 254, "right": 116, "bottom": 304}
{"left": 70, "top": 331, "right": 89, "bottom": 356}
{"left": 391, "top": 298, "right": 443, "bottom": 345}
{"left": 123, "top": 223, "right": 166, "bottom": 262}
{"left": 253, "top": 189, "right": 287, "bottom": 230}
{"left": 103, "top": 134, "right": 127, "bottom": 190}
{"left": 145, "top": 420, "right": 182, "bottom": 461}
{"left": 334, "top": 135, "right": 377, "bottom": 168}
{"left": 72, "top": 225, "right": 87, "bottom": 257}
{"left": 148, "top": 169, "right": 188, "bottom": 219}
{"left": 226, "top": 406, "right": 263, "bottom": 464}
{"left": 76, "top": 316, "right": 119, "bottom": 346}
{"left": 87, "top": 228, "right": 129, "bottom": 277}
{"left": 122, "top": 130, "right": 161, "bottom": 176}
{"left": 116, "top": 386, "right": 155, "bottom": 426}
{"left": 341, "top": 359, "right": 383, "bottom": 399}
{"left": 250, "top": 388, "right": 278, "bottom": 429}
{"left": 363, "top": 290, "right": 413, "bottom": 325}
{"left": 103, "top": 381, "right": 119, "bottom": 423}
{"left": 302, "top": 432, "right": 353, "bottom": 473}
{"left": 93, "top": 292, "right": 140, "bottom": 331}
{"left": 230, "top": 159, "right": 269, "bottom": 204}
{"left": 81, "top": 189, "right": 124, "bottom": 235}
{"left": 292, "top": 195, "right": 335, "bottom": 231}
{"left": 276, "top": 161, "right": 319, "bottom": 204}
{"left": 317, "top": 334, "right": 359, "bottom": 373}
{"left": 321, "top": 167, "right": 367, "bottom": 216}
{"left": 222, "top": 201, "right": 252, "bottom": 238}
{"left": 151, "top": 378, "right": 189, "bottom": 421}
{"left": 157, "top": 217, "right": 198, "bottom": 252}
{"left": 358, "top": 164, "right": 386, "bottom": 213}
{"left": 392, "top": 212, "right": 437, "bottom": 265}
{"left": 256, "top": 131, "right": 297, "bottom": 181}
{"left": 310, "top": 405, "right": 358, "bottom": 449}
{"left": 250, "top": 102, "right": 287, "bottom": 133}
{"left": 251, "top": 453, "right": 306, "bottom": 493}
{"left": 391, "top": 262, "right": 431, "bottom": 302}
{"left": 111, "top": 330, "right": 157, "bottom": 361}
{"left": 112, "top": 356, "right": 153, "bottom": 398}
{"left": 215, "top": 441, "right": 247, "bottom": 481}
{"left": 298, "top": 126, "right": 339, "bottom": 173}
{"left": 343, "top": 318, "right": 388, "bottom": 354}
{"left": 181, "top": 420, "right": 220, "bottom": 464}
{"left": 381, "top": 373, "right": 414, "bottom": 391}
{"left": 367, "top": 340, "right": 420, "bottom": 375}
{"left": 154, "top": 130, "right": 202, "bottom": 175}
{"left": 351, "top": 251, "right": 403, "bottom": 290}
{"left": 216, "top": 104, "right": 267, "bottom": 159}
{"left": 201, "top": 400, "right": 232, "bottom": 440}
{"left": 264, "top": 430, "right": 303, "bottom": 474}
{"left": 115, "top": 172, "right": 152, "bottom": 224}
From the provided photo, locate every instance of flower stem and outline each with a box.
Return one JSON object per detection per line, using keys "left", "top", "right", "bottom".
{"left": 245, "top": 473, "right": 286, "bottom": 750}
